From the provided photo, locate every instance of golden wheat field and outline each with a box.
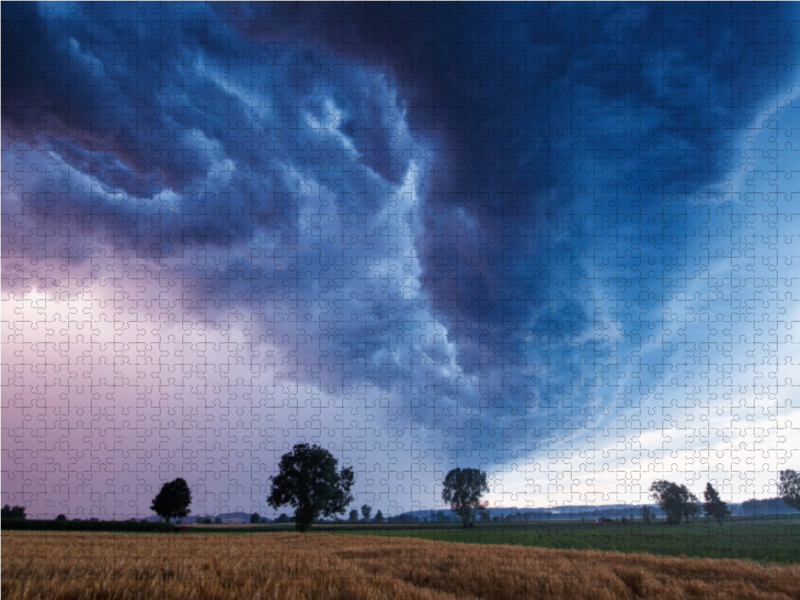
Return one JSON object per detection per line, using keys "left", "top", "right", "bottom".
{"left": 3, "top": 531, "right": 800, "bottom": 600}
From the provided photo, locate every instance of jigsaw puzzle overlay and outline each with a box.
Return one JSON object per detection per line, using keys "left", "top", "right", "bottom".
{"left": 2, "top": 2, "right": 799, "bottom": 532}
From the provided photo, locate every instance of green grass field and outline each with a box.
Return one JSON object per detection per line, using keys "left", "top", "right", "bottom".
{"left": 192, "top": 515, "right": 800, "bottom": 565}
{"left": 8, "top": 514, "right": 798, "bottom": 564}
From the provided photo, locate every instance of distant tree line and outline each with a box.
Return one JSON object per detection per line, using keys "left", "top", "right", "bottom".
{"left": 1, "top": 505, "right": 27, "bottom": 520}
{"left": 6, "top": 458, "right": 799, "bottom": 530}
{"left": 647, "top": 480, "right": 737, "bottom": 525}
{"left": 1, "top": 519, "right": 178, "bottom": 532}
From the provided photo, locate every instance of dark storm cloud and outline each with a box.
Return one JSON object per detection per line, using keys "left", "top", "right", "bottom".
{"left": 7, "top": 2, "right": 791, "bottom": 334}
{"left": 2, "top": 1, "right": 410, "bottom": 268}
{"left": 240, "top": 2, "right": 793, "bottom": 339}
{"left": 4, "top": 1, "right": 795, "bottom": 380}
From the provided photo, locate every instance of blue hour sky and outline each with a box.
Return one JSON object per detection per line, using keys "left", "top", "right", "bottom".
{"left": 2, "top": 2, "right": 800, "bottom": 519}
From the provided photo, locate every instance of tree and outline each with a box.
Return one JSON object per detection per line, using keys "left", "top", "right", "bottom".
{"left": 1, "top": 505, "right": 27, "bottom": 519}
{"left": 649, "top": 480, "right": 701, "bottom": 524}
{"left": 702, "top": 483, "right": 731, "bottom": 524}
{"left": 361, "top": 504, "right": 372, "bottom": 522}
{"left": 778, "top": 470, "right": 800, "bottom": 511}
{"left": 250, "top": 512, "right": 261, "bottom": 524}
{"left": 55, "top": 514, "right": 67, "bottom": 521}
{"left": 348, "top": 508, "right": 359, "bottom": 522}
{"left": 150, "top": 478, "right": 192, "bottom": 523}
{"left": 275, "top": 513, "right": 290, "bottom": 524}
{"left": 373, "top": 510, "right": 384, "bottom": 523}
{"left": 442, "top": 468, "right": 490, "bottom": 528}
{"left": 267, "top": 443, "right": 355, "bottom": 532}
{"left": 214, "top": 517, "right": 222, "bottom": 524}
{"left": 641, "top": 505, "right": 653, "bottom": 524}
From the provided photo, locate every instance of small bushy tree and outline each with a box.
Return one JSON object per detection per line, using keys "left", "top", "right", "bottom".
{"left": 702, "top": 483, "right": 731, "bottom": 524}
{"left": 150, "top": 478, "right": 192, "bottom": 523}
{"left": 778, "top": 470, "right": 800, "bottom": 511}
{"left": 250, "top": 512, "right": 261, "bottom": 524}
{"left": 641, "top": 505, "right": 653, "bottom": 524}
{"left": 55, "top": 514, "right": 67, "bottom": 521}
{"left": 348, "top": 508, "right": 359, "bottom": 523}
{"left": 442, "top": 468, "right": 490, "bottom": 528}
{"left": 361, "top": 504, "right": 371, "bottom": 522}
{"left": 373, "top": 510, "right": 384, "bottom": 523}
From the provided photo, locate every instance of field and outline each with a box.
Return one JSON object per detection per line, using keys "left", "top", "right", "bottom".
{"left": 194, "top": 515, "right": 800, "bottom": 565}
{"left": 4, "top": 531, "right": 800, "bottom": 600}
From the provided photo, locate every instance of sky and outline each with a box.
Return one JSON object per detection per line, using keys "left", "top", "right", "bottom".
{"left": 2, "top": 2, "right": 800, "bottom": 520}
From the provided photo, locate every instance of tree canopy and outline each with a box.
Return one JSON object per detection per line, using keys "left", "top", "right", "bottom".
{"left": 702, "top": 483, "right": 731, "bottom": 524}
{"left": 150, "top": 478, "right": 192, "bottom": 523}
{"left": 641, "top": 506, "right": 653, "bottom": 524}
{"left": 649, "top": 480, "right": 700, "bottom": 524}
{"left": 360, "top": 504, "right": 371, "bottom": 522}
{"left": 267, "top": 443, "right": 354, "bottom": 532}
{"left": 442, "top": 468, "right": 489, "bottom": 528}
{"left": 778, "top": 470, "right": 800, "bottom": 511}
